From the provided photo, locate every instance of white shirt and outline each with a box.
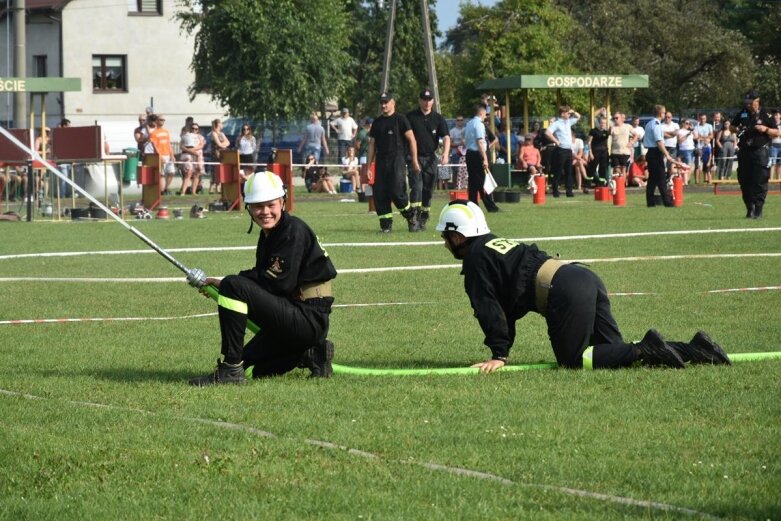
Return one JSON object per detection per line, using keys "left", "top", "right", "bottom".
{"left": 632, "top": 125, "right": 645, "bottom": 145}
{"left": 572, "top": 137, "right": 584, "bottom": 156}
{"left": 450, "top": 126, "right": 465, "bottom": 147}
{"left": 332, "top": 116, "right": 358, "bottom": 141}
{"left": 662, "top": 121, "right": 679, "bottom": 148}
{"left": 678, "top": 129, "right": 695, "bottom": 151}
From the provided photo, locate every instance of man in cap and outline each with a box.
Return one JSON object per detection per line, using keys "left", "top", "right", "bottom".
{"left": 732, "top": 90, "right": 779, "bottom": 218}
{"left": 436, "top": 200, "right": 731, "bottom": 372}
{"left": 187, "top": 171, "right": 337, "bottom": 385}
{"left": 331, "top": 107, "right": 359, "bottom": 162}
{"left": 367, "top": 92, "right": 421, "bottom": 233}
{"left": 405, "top": 88, "right": 450, "bottom": 231}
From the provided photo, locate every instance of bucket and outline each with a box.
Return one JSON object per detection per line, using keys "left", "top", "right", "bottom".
{"left": 339, "top": 179, "right": 353, "bottom": 193}
{"left": 595, "top": 186, "right": 611, "bottom": 202}
{"left": 449, "top": 190, "right": 468, "bottom": 201}
{"left": 157, "top": 207, "right": 170, "bottom": 219}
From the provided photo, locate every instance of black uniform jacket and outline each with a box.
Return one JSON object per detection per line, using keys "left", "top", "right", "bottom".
{"left": 239, "top": 212, "right": 336, "bottom": 300}
{"left": 732, "top": 107, "right": 778, "bottom": 150}
{"left": 461, "top": 234, "right": 550, "bottom": 358}
{"left": 370, "top": 112, "right": 412, "bottom": 159}
{"left": 406, "top": 108, "right": 450, "bottom": 156}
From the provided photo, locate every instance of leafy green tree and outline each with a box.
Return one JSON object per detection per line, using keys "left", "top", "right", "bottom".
{"left": 343, "top": 0, "right": 442, "bottom": 119}
{"left": 441, "top": 0, "right": 578, "bottom": 118}
{"left": 176, "top": 0, "right": 352, "bottom": 120}
{"left": 555, "top": 0, "right": 755, "bottom": 114}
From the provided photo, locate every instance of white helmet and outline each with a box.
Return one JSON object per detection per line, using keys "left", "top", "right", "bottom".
{"left": 435, "top": 200, "right": 490, "bottom": 238}
{"left": 244, "top": 171, "right": 286, "bottom": 204}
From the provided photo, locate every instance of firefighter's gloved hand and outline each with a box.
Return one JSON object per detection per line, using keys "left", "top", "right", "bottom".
{"left": 186, "top": 268, "right": 206, "bottom": 288}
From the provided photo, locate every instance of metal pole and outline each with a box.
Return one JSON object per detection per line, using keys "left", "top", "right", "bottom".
{"left": 13, "top": 0, "right": 26, "bottom": 128}
{"left": 419, "top": 0, "right": 440, "bottom": 113}
{"left": 379, "top": 0, "right": 396, "bottom": 94}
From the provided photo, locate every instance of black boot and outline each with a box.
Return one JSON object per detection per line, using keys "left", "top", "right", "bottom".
{"left": 635, "top": 329, "right": 685, "bottom": 368}
{"left": 402, "top": 207, "right": 420, "bottom": 232}
{"left": 418, "top": 209, "right": 429, "bottom": 231}
{"left": 379, "top": 217, "right": 393, "bottom": 233}
{"left": 668, "top": 331, "right": 731, "bottom": 365}
{"left": 189, "top": 358, "right": 246, "bottom": 386}
{"left": 300, "top": 340, "right": 334, "bottom": 378}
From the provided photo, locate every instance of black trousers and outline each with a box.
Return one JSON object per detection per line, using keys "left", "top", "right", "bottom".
{"left": 551, "top": 147, "right": 574, "bottom": 195}
{"left": 646, "top": 147, "right": 672, "bottom": 207}
{"left": 589, "top": 148, "right": 609, "bottom": 185}
{"left": 737, "top": 146, "right": 770, "bottom": 216}
{"left": 545, "top": 264, "right": 637, "bottom": 369}
{"left": 373, "top": 153, "right": 410, "bottom": 220}
{"left": 217, "top": 274, "right": 331, "bottom": 377}
{"left": 466, "top": 150, "right": 498, "bottom": 210}
{"left": 408, "top": 154, "right": 437, "bottom": 210}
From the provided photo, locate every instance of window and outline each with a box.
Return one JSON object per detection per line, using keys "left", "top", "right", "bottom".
{"left": 128, "top": 0, "right": 162, "bottom": 15}
{"left": 33, "top": 55, "right": 47, "bottom": 77}
{"left": 92, "top": 55, "right": 127, "bottom": 92}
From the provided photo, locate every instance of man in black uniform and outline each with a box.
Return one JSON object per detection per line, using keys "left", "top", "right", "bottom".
{"left": 435, "top": 200, "right": 731, "bottom": 372}
{"left": 732, "top": 90, "right": 780, "bottom": 219}
{"left": 367, "top": 92, "right": 421, "bottom": 233}
{"left": 406, "top": 88, "right": 450, "bottom": 231}
{"left": 187, "top": 171, "right": 337, "bottom": 385}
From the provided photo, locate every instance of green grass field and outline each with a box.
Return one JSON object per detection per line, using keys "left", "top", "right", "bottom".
{"left": 1, "top": 188, "right": 779, "bottom": 520}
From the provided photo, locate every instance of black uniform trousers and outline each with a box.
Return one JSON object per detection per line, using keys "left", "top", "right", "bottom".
{"left": 551, "top": 147, "right": 574, "bottom": 196}
{"left": 645, "top": 147, "right": 673, "bottom": 207}
{"left": 217, "top": 274, "right": 331, "bottom": 377}
{"left": 737, "top": 146, "right": 770, "bottom": 217}
{"left": 589, "top": 148, "right": 609, "bottom": 185}
{"left": 374, "top": 153, "right": 410, "bottom": 220}
{"left": 408, "top": 154, "right": 437, "bottom": 210}
{"left": 466, "top": 150, "right": 499, "bottom": 211}
{"left": 545, "top": 264, "right": 637, "bottom": 369}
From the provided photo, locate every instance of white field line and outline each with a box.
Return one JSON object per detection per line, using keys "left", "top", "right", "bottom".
{"left": 1, "top": 226, "right": 779, "bottom": 261}
{"left": 1, "top": 252, "right": 780, "bottom": 284}
{"left": 0, "top": 302, "right": 435, "bottom": 326}
{"left": 0, "top": 387, "right": 720, "bottom": 520}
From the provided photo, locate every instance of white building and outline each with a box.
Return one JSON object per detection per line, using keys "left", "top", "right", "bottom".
{"left": 1, "top": 0, "right": 225, "bottom": 152}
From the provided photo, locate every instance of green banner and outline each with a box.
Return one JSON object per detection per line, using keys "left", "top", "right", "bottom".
{"left": 0, "top": 77, "right": 81, "bottom": 93}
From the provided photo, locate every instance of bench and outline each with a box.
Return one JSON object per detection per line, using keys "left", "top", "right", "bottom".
{"left": 712, "top": 179, "right": 781, "bottom": 195}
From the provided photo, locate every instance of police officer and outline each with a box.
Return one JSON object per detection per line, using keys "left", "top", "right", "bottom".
{"left": 187, "top": 172, "right": 337, "bottom": 385}
{"left": 406, "top": 88, "right": 450, "bottom": 231}
{"left": 367, "top": 92, "right": 420, "bottom": 233}
{"left": 732, "top": 90, "right": 780, "bottom": 219}
{"left": 643, "top": 104, "right": 680, "bottom": 207}
{"left": 464, "top": 103, "right": 500, "bottom": 212}
{"left": 435, "top": 200, "right": 731, "bottom": 372}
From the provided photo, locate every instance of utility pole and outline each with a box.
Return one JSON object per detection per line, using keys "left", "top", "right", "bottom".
{"left": 13, "top": 0, "right": 26, "bottom": 128}
{"left": 419, "top": 0, "right": 440, "bottom": 113}
{"left": 379, "top": 0, "right": 396, "bottom": 95}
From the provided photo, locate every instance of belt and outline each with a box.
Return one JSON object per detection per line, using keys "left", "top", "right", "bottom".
{"left": 300, "top": 280, "right": 333, "bottom": 300}
{"left": 535, "top": 259, "right": 566, "bottom": 316}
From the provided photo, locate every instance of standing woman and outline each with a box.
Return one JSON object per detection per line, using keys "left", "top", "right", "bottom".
{"left": 715, "top": 120, "right": 736, "bottom": 180}
{"left": 238, "top": 124, "right": 257, "bottom": 181}
{"left": 209, "top": 119, "right": 231, "bottom": 194}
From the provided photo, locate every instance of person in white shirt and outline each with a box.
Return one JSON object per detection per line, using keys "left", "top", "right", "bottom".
{"left": 693, "top": 113, "right": 714, "bottom": 184}
{"left": 677, "top": 120, "right": 696, "bottom": 184}
{"left": 331, "top": 108, "right": 358, "bottom": 161}
{"left": 662, "top": 112, "right": 680, "bottom": 174}
{"left": 341, "top": 146, "right": 360, "bottom": 193}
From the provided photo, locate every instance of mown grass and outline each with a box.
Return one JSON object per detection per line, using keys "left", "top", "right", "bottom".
{"left": 1, "top": 189, "right": 779, "bottom": 520}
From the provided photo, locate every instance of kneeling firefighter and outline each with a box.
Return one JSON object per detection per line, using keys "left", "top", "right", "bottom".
{"left": 188, "top": 171, "right": 337, "bottom": 386}
{"left": 436, "top": 200, "right": 731, "bottom": 373}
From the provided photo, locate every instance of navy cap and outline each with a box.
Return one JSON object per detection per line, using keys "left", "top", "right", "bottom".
{"left": 379, "top": 92, "right": 394, "bottom": 102}
{"left": 419, "top": 89, "right": 434, "bottom": 100}
{"left": 744, "top": 90, "right": 760, "bottom": 101}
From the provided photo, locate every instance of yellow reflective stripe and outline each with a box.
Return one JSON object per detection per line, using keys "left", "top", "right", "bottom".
{"left": 411, "top": 202, "right": 422, "bottom": 208}
{"left": 582, "top": 346, "right": 594, "bottom": 370}
{"left": 400, "top": 203, "right": 411, "bottom": 212}
{"left": 245, "top": 174, "right": 255, "bottom": 196}
{"left": 218, "top": 295, "right": 248, "bottom": 315}
{"left": 378, "top": 212, "right": 394, "bottom": 219}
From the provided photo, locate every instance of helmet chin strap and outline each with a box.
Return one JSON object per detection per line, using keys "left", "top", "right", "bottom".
{"left": 245, "top": 204, "right": 254, "bottom": 234}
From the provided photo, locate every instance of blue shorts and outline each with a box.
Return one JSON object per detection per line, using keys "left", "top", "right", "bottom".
{"left": 678, "top": 149, "right": 694, "bottom": 166}
{"left": 770, "top": 144, "right": 781, "bottom": 166}
{"left": 700, "top": 145, "right": 711, "bottom": 165}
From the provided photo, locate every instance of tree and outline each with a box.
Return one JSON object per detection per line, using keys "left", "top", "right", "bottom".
{"left": 343, "top": 0, "right": 442, "bottom": 118}
{"left": 555, "top": 0, "right": 756, "bottom": 114}
{"left": 441, "top": 0, "right": 578, "bottom": 117}
{"left": 176, "top": 0, "right": 353, "bottom": 120}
